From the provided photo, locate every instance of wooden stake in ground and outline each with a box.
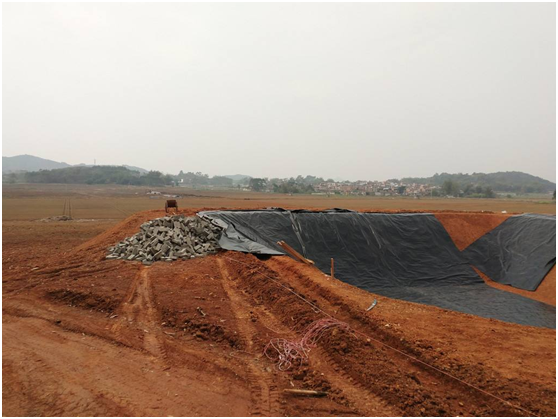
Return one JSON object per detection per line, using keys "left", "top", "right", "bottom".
{"left": 276, "top": 241, "right": 314, "bottom": 265}
{"left": 331, "top": 258, "right": 335, "bottom": 279}
{"left": 283, "top": 389, "right": 328, "bottom": 397}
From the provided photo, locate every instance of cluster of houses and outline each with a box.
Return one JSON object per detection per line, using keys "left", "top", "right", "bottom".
{"left": 170, "top": 176, "right": 440, "bottom": 197}
{"left": 313, "top": 180, "right": 438, "bottom": 197}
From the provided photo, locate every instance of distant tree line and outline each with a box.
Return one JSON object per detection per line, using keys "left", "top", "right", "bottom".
{"left": 248, "top": 176, "right": 322, "bottom": 194}
{"left": 272, "top": 181, "right": 315, "bottom": 194}
{"left": 439, "top": 180, "right": 495, "bottom": 198}
{"left": 3, "top": 166, "right": 554, "bottom": 198}
{"left": 248, "top": 178, "right": 267, "bottom": 191}
{"left": 402, "top": 171, "right": 554, "bottom": 194}
{"left": 176, "top": 171, "right": 234, "bottom": 187}
{"left": 2, "top": 166, "right": 173, "bottom": 186}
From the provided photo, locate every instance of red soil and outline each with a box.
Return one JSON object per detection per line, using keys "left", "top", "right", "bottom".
{"left": 2, "top": 209, "right": 555, "bottom": 416}
{"left": 435, "top": 212, "right": 511, "bottom": 251}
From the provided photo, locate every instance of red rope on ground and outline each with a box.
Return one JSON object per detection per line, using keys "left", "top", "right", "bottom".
{"left": 264, "top": 318, "right": 352, "bottom": 371}
{"left": 223, "top": 255, "right": 539, "bottom": 417}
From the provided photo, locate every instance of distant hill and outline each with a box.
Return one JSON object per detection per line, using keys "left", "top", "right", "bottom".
{"left": 122, "top": 165, "right": 148, "bottom": 174}
{"left": 75, "top": 163, "right": 148, "bottom": 173}
{"left": 3, "top": 154, "right": 149, "bottom": 174}
{"left": 2, "top": 154, "right": 71, "bottom": 173}
{"left": 401, "top": 171, "right": 555, "bottom": 194}
{"left": 3, "top": 165, "right": 171, "bottom": 186}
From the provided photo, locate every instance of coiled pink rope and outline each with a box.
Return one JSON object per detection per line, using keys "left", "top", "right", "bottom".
{"left": 264, "top": 318, "right": 352, "bottom": 371}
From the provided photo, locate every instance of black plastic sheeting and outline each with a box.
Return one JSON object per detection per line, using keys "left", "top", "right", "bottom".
{"left": 463, "top": 214, "right": 556, "bottom": 291}
{"left": 199, "top": 209, "right": 555, "bottom": 329}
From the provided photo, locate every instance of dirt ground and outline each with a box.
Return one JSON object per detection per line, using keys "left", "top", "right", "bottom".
{"left": 2, "top": 186, "right": 556, "bottom": 417}
{"left": 2, "top": 183, "right": 555, "bottom": 221}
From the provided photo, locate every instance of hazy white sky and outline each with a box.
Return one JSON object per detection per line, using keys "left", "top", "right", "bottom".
{"left": 2, "top": 2, "right": 556, "bottom": 181}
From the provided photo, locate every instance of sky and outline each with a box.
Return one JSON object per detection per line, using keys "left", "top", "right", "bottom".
{"left": 2, "top": 3, "right": 556, "bottom": 182}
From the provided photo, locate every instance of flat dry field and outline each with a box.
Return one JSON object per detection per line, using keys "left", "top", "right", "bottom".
{"left": 2, "top": 183, "right": 556, "bottom": 416}
{"left": 2, "top": 183, "right": 555, "bottom": 221}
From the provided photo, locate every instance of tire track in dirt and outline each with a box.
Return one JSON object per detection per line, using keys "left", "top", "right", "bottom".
{"left": 288, "top": 258, "right": 553, "bottom": 416}
{"left": 227, "top": 254, "right": 537, "bottom": 416}
{"left": 35, "top": 263, "right": 85, "bottom": 276}
{"left": 2, "top": 296, "right": 132, "bottom": 351}
{"left": 111, "top": 267, "right": 166, "bottom": 360}
{"left": 221, "top": 257, "right": 399, "bottom": 417}
{"left": 227, "top": 286, "right": 381, "bottom": 415}
{"left": 265, "top": 258, "right": 472, "bottom": 411}
{"left": 3, "top": 314, "right": 247, "bottom": 416}
{"left": 66, "top": 266, "right": 117, "bottom": 280}
{"left": 3, "top": 315, "right": 142, "bottom": 416}
{"left": 216, "top": 258, "right": 280, "bottom": 417}
{"left": 311, "top": 347, "right": 402, "bottom": 416}
{"left": 4, "top": 262, "right": 87, "bottom": 295}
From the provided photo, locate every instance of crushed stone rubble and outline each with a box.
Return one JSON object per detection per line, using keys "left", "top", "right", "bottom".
{"left": 39, "top": 215, "right": 73, "bottom": 222}
{"left": 106, "top": 215, "right": 222, "bottom": 265}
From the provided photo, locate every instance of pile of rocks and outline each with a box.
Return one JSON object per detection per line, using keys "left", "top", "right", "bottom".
{"left": 40, "top": 215, "right": 73, "bottom": 222}
{"left": 106, "top": 215, "right": 222, "bottom": 265}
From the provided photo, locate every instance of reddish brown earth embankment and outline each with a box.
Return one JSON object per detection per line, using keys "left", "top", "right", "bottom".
{"left": 2, "top": 209, "right": 555, "bottom": 416}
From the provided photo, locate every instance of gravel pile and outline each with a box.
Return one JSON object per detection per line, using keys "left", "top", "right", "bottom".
{"left": 40, "top": 215, "right": 73, "bottom": 222}
{"left": 106, "top": 215, "right": 222, "bottom": 265}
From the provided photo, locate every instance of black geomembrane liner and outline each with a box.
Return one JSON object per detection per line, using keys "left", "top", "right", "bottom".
{"left": 199, "top": 209, "right": 555, "bottom": 329}
{"left": 463, "top": 213, "right": 556, "bottom": 291}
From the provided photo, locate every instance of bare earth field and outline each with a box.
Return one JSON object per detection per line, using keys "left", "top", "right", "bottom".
{"left": 2, "top": 184, "right": 556, "bottom": 416}
{"left": 2, "top": 183, "right": 556, "bottom": 221}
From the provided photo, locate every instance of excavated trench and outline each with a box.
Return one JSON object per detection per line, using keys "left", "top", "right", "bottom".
{"left": 200, "top": 209, "right": 556, "bottom": 329}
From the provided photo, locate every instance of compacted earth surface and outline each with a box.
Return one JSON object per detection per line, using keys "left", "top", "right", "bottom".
{"left": 2, "top": 207, "right": 556, "bottom": 417}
